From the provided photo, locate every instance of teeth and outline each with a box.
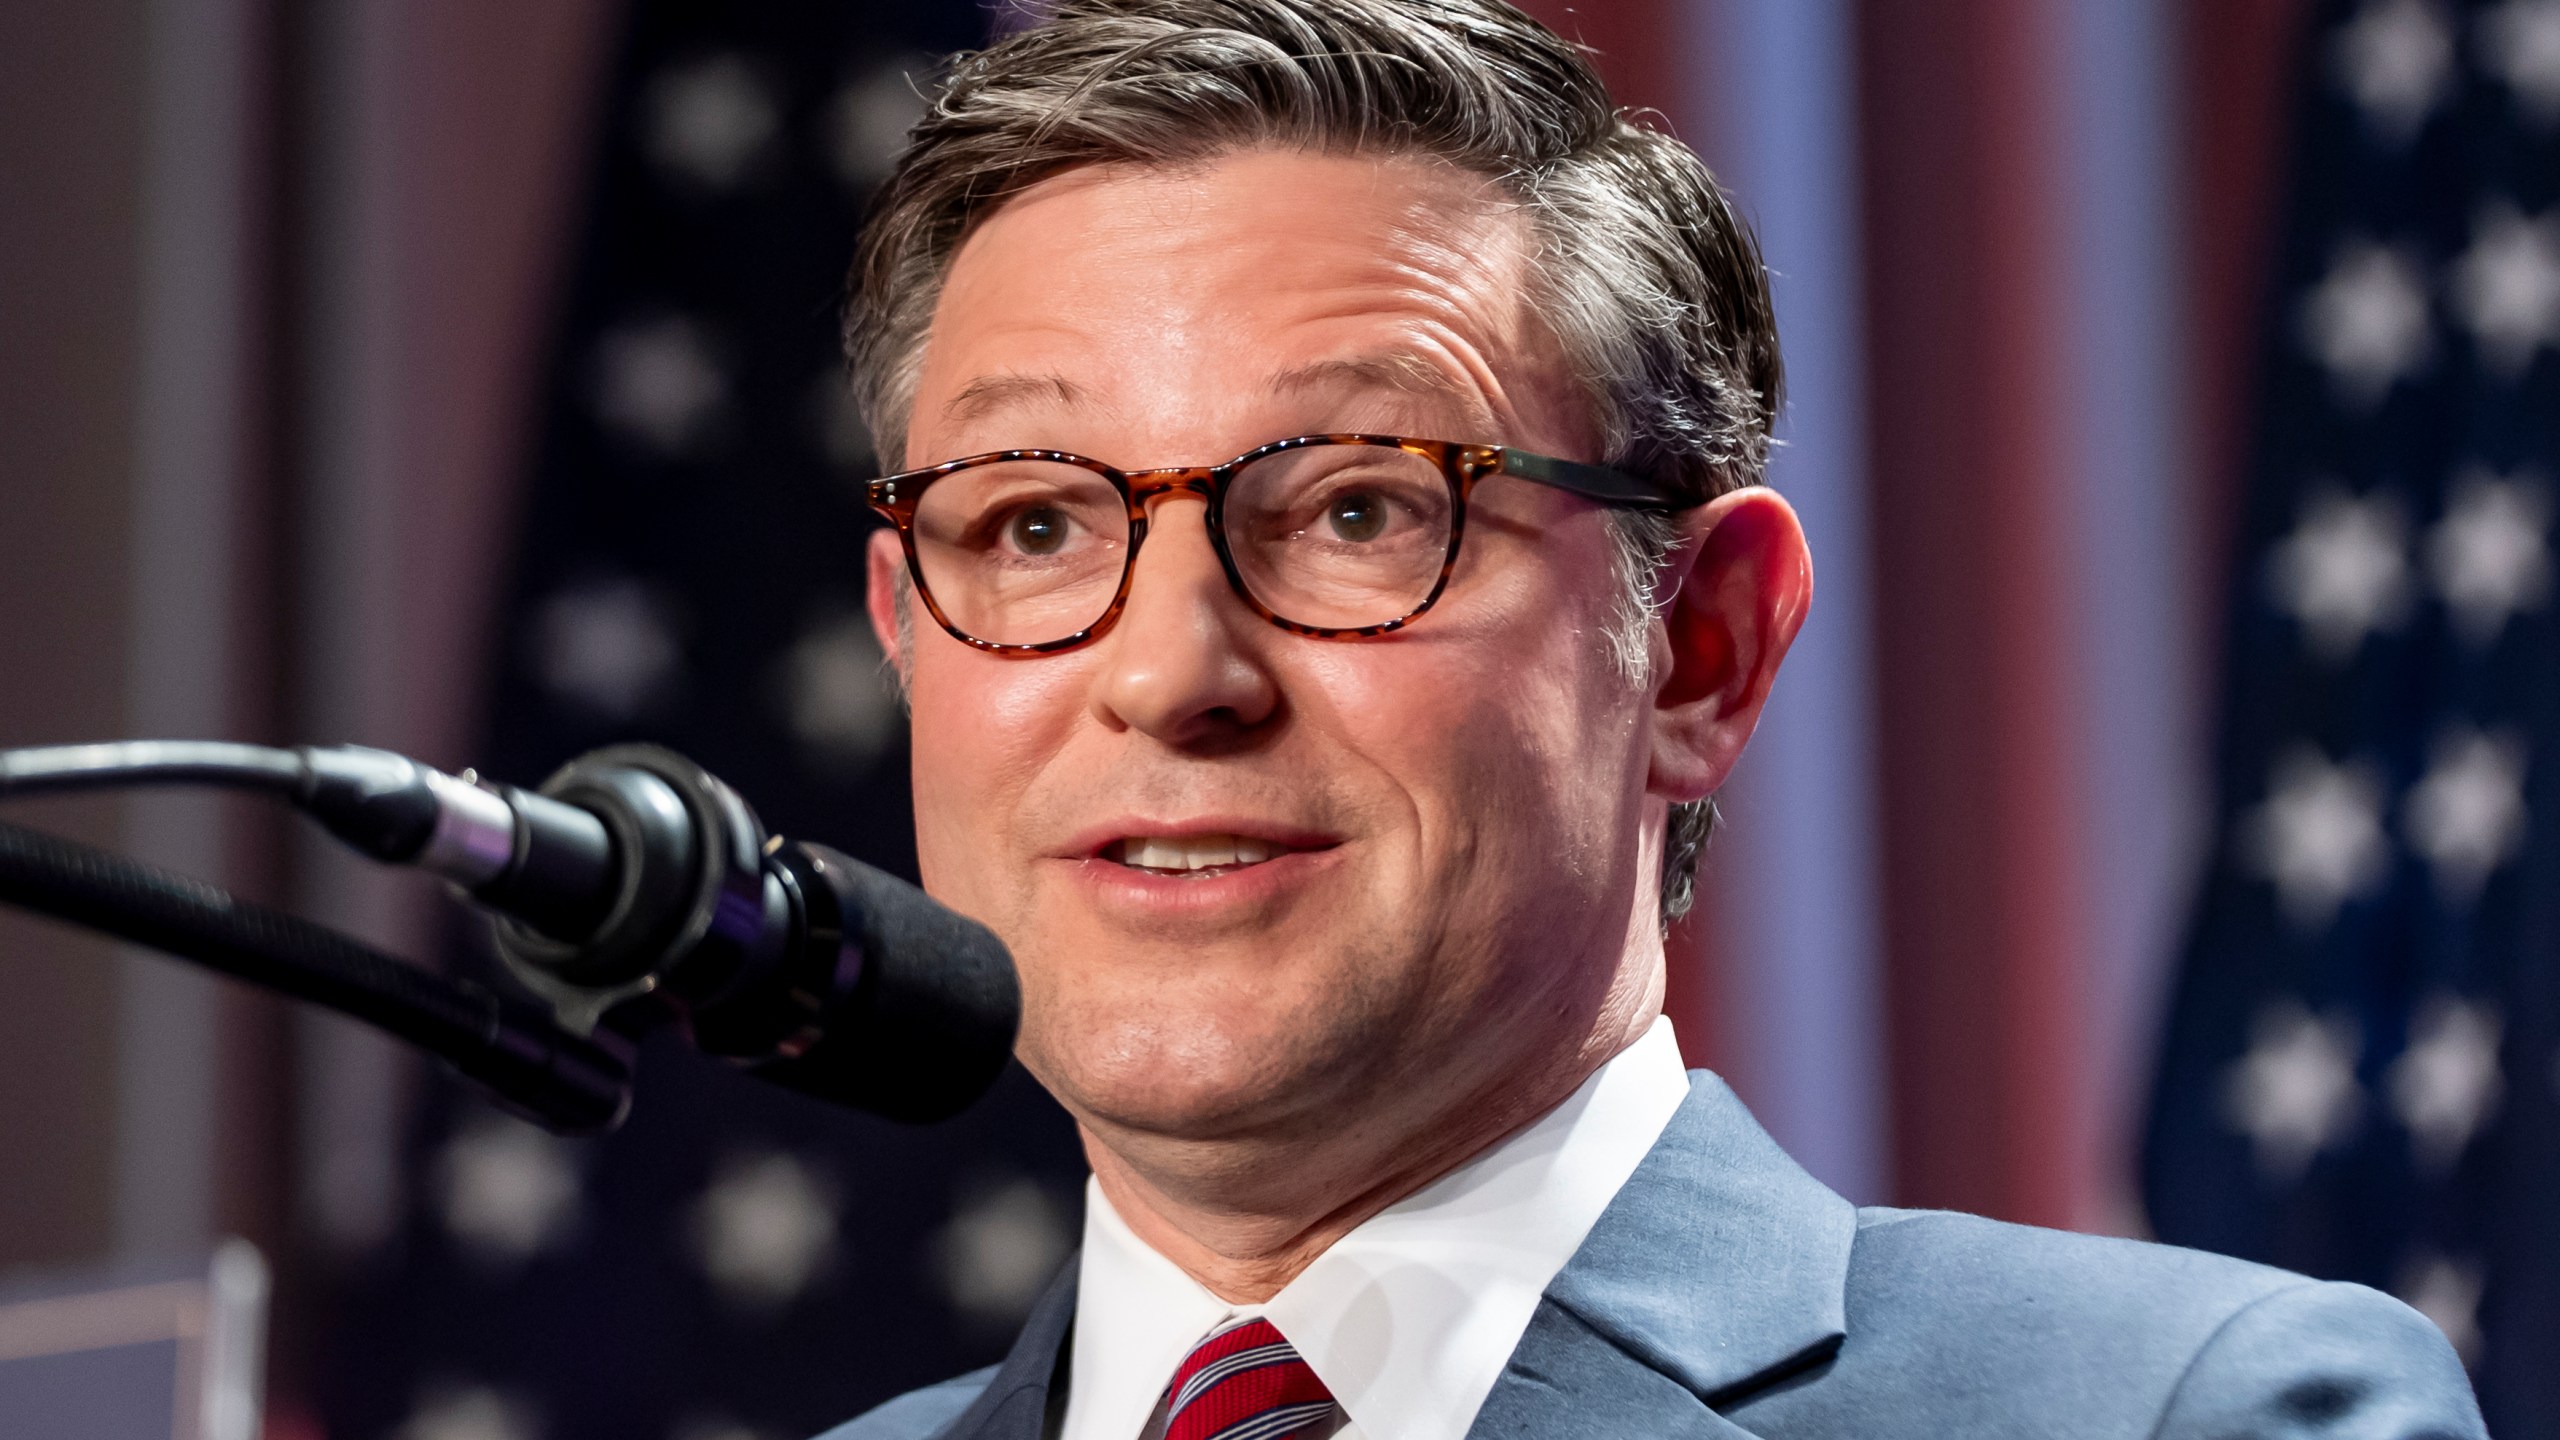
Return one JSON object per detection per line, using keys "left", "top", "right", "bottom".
{"left": 1118, "top": 834, "right": 1280, "bottom": 870}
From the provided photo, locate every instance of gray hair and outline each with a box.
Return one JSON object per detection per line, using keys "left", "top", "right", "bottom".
{"left": 844, "top": 0, "right": 1782, "bottom": 923}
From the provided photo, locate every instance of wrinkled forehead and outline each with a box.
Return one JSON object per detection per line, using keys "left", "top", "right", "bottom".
{"left": 906, "top": 149, "right": 1568, "bottom": 464}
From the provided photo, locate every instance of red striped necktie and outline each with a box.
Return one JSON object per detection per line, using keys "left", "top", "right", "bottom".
{"left": 1161, "top": 1318, "right": 1337, "bottom": 1440}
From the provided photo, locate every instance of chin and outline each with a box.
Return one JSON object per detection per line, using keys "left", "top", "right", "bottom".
{"left": 1017, "top": 954, "right": 1410, "bottom": 1142}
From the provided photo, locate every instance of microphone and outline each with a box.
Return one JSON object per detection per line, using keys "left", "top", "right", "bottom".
{"left": 0, "top": 741, "right": 1021, "bottom": 1126}
{"left": 463, "top": 744, "right": 1019, "bottom": 1124}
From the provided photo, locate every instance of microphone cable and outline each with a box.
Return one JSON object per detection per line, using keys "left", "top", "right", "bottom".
{"left": 0, "top": 815, "right": 629, "bottom": 1134}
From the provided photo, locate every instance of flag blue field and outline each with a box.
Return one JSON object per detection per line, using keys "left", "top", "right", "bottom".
{"left": 2144, "top": 1, "right": 2560, "bottom": 1434}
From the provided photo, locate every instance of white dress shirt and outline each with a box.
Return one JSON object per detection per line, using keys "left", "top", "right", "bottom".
{"left": 1059, "top": 1017, "right": 1692, "bottom": 1440}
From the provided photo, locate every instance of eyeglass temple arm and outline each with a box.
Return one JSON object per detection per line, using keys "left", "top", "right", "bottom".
{"left": 1494, "top": 448, "right": 1689, "bottom": 511}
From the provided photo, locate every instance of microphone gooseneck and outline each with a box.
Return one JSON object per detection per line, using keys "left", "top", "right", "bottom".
{"left": 0, "top": 741, "right": 619, "bottom": 938}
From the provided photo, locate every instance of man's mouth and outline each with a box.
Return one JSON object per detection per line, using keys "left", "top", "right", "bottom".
{"left": 1104, "top": 834, "right": 1291, "bottom": 875}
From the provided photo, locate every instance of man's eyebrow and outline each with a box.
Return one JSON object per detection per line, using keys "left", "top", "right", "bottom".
{"left": 939, "top": 372, "right": 1089, "bottom": 427}
{"left": 1266, "top": 355, "right": 1498, "bottom": 432}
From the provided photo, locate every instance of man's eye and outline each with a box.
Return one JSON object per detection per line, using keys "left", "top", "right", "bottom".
{"left": 1006, "top": 506, "right": 1071, "bottom": 554}
{"left": 1325, "top": 491, "right": 1388, "bottom": 542}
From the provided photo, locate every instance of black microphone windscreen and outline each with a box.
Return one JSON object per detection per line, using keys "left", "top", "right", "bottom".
{"left": 751, "top": 844, "right": 1021, "bottom": 1124}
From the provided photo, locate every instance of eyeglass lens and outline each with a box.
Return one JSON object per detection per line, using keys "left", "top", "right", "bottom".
{"left": 906, "top": 442, "right": 1456, "bottom": 647}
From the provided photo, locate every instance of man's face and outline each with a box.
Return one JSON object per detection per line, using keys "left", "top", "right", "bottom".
{"left": 876, "top": 149, "right": 1669, "bottom": 1148}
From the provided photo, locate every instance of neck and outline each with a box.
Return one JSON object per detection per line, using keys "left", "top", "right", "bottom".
{"left": 1084, "top": 969, "right": 1662, "bottom": 1304}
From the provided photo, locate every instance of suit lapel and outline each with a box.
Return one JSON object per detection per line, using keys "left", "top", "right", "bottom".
{"left": 960, "top": 1076, "right": 1854, "bottom": 1440}
{"left": 1469, "top": 1073, "right": 1858, "bottom": 1439}
{"left": 935, "top": 1259, "right": 1080, "bottom": 1440}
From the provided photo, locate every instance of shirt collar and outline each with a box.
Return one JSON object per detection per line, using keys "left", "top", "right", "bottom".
{"left": 1062, "top": 1018, "right": 1692, "bottom": 1440}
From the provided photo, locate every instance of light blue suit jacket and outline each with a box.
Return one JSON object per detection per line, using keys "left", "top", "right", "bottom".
{"left": 821, "top": 1073, "right": 2486, "bottom": 1440}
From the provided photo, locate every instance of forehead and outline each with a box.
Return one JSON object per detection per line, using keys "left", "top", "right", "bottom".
{"left": 909, "top": 149, "right": 1554, "bottom": 456}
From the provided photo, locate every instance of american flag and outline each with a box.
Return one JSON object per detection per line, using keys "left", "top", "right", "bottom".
{"left": 2143, "top": 0, "right": 2560, "bottom": 1434}
{"left": 311, "top": 5, "right": 1095, "bottom": 1439}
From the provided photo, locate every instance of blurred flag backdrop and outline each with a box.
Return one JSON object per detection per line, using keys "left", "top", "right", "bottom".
{"left": 313, "top": 5, "right": 1097, "bottom": 1440}
{"left": 2144, "top": 0, "right": 2560, "bottom": 1434}
{"left": 289, "top": 0, "right": 2560, "bottom": 1437}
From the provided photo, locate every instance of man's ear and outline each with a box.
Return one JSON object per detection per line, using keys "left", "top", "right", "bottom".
{"left": 1648, "top": 486, "right": 1813, "bottom": 803}
{"left": 866, "top": 528, "right": 911, "bottom": 676}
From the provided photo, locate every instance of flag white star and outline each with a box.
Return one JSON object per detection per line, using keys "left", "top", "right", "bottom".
{"left": 528, "top": 578, "right": 684, "bottom": 719}
{"left": 643, "top": 55, "right": 779, "bottom": 190}
{"left": 2450, "top": 200, "right": 2560, "bottom": 377}
{"left": 2426, "top": 468, "right": 2553, "bottom": 644}
{"left": 778, "top": 609, "right": 902, "bottom": 773}
{"left": 2405, "top": 726, "right": 2530, "bottom": 903}
{"left": 2266, "top": 489, "right": 2413, "bottom": 660}
{"left": 591, "top": 316, "right": 728, "bottom": 455}
{"left": 2479, "top": 0, "right": 2560, "bottom": 127}
{"left": 436, "top": 1117, "right": 583, "bottom": 1264}
{"left": 2395, "top": 1251, "right": 2486, "bottom": 1366}
{"left": 691, "top": 1151, "right": 839, "bottom": 1308}
{"left": 829, "top": 58, "right": 933, "bottom": 190}
{"left": 2300, "top": 243, "right": 2434, "bottom": 405}
{"left": 935, "top": 1176, "right": 1071, "bottom": 1326}
{"left": 2224, "top": 1000, "right": 2365, "bottom": 1182}
{"left": 2241, "top": 746, "right": 2392, "bottom": 928}
{"left": 2333, "top": 0, "right": 2458, "bottom": 142}
{"left": 397, "top": 1385, "right": 540, "bottom": 1440}
{"left": 2388, "top": 994, "right": 2504, "bottom": 1172}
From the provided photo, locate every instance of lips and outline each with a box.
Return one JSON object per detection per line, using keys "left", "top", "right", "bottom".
{"left": 1107, "top": 833, "right": 1289, "bottom": 872}
{"left": 1051, "top": 819, "right": 1342, "bottom": 916}
{"left": 1056, "top": 815, "right": 1340, "bottom": 881}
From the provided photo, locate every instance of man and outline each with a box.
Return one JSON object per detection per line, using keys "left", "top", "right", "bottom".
{"left": 824, "top": 2, "right": 2485, "bottom": 1437}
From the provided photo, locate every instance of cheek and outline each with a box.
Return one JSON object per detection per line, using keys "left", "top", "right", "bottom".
{"left": 1453, "top": 543, "right": 1647, "bottom": 859}
{"left": 905, "top": 644, "right": 1088, "bottom": 907}
{"left": 1299, "top": 564, "right": 1637, "bottom": 882}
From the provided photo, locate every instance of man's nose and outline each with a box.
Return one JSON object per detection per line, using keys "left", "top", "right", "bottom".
{"left": 1088, "top": 496, "right": 1281, "bottom": 746}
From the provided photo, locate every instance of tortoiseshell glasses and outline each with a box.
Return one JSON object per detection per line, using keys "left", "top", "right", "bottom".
{"left": 866, "top": 434, "right": 1686, "bottom": 655}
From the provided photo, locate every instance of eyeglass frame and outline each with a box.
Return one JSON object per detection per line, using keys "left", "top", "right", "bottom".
{"left": 865, "top": 433, "right": 1689, "bottom": 656}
